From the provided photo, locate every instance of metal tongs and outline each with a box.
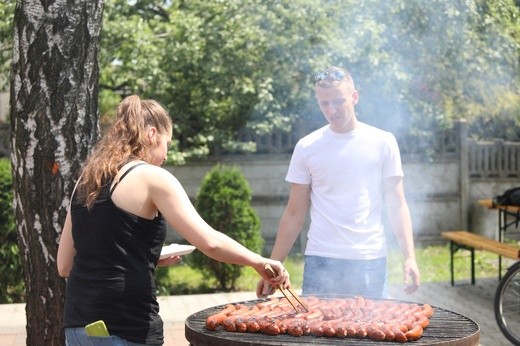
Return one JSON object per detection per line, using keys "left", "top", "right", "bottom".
{"left": 264, "top": 263, "right": 309, "bottom": 312}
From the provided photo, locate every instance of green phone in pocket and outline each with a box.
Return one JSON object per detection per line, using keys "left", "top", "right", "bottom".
{"left": 85, "top": 320, "right": 109, "bottom": 337}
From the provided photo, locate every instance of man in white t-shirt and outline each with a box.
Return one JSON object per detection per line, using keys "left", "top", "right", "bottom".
{"left": 257, "top": 66, "right": 420, "bottom": 298}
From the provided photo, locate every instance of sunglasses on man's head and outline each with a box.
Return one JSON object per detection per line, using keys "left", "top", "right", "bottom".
{"left": 314, "top": 69, "right": 348, "bottom": 83}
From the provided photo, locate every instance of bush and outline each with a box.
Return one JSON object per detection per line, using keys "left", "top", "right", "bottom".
{"left": 187, "top": 164, "right": 263, "bottom": 291}
{"left": 0, "top": 158, "right": 24, "bottom": 303}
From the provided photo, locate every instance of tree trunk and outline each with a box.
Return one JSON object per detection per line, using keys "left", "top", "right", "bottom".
{"left": 10, "top": 1, "right": 103, "bottom": 344}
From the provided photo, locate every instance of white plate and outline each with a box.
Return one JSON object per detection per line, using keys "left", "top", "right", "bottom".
{"left": 160, "top": 244, "right": 196, "bottom": 259}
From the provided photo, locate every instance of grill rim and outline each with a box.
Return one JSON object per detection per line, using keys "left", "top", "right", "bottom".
{"left": 185, "top": 297, "right": 480, "bottom": 346}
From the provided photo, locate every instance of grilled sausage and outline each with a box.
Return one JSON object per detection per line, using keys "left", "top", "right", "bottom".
{"left": 308, "top": 318, "right": 325, "bottom": 337}
{"left": 228, "top": 305, "right": 259, "bottom": 316}
{"left": 356, "top": 324, "right": 368, "bottom": 338}
{"left": 234, "top": 317, "right": 250, "bottom": 333}
{"left": 366, "top": 324, "right": 386, "bottom": 341}
{"left": 321, "top": 322, "right": 337, "bottom": 338}
{"left": 346, "top": 324, "right": 358, "bottom": 338}
{"left": 256, "top": 297, "right": 279, "bottom": 309}
{"left": 320, "top": 318, "right": 345, "bottom": 337}
{"left": 421, "top": 303, "right": 434, "bottom": 318}
{"left": 205, "top": 304, "right": 236, "bottom": 330}
{"left": 206, "top": 313, "right": 228, "bottom": 331}
{"left": 392, "top": 325, "right": 408, "bottom": 343}
{"left": 333, "top": 321, "right": 348, "bottom": 338}
{"left": 303, "top": 308, "right": 323, "bottom": 320}
{"left": 380, "top": 324, "right": 396, "bottom": 341}
{"left": 207, "top": 296, "right": 432, "bottom": 342}
{"left": 286, "top": 319, "right": 310, "bottom": 337}
{"left": 222, "top": 305, "right": 260, "bottom": 332}
{"left": 414, "top": 314, "right": 430, "bottom": 329}
{"left": 405, "top": 324, "right": 424, "bottom": 341}
{"left": 260, "top": 320, "right": 281, "bottom": 336}
{"left": 222, "top": 316, "right": 238, "bottom": 332}
{"left": 245, "top": 306, "right": 285, "bottom": 333}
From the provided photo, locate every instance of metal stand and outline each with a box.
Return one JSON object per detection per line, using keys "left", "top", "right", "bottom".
{"left": 449, "top": 241, "right": 475, "bottom": 286}
{"left": 497, "top": 207, "right": 520, "bottom": 280}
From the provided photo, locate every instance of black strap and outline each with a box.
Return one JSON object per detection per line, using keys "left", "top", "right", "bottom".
{"left": 109, "top": 162, "right": 147, "bottom": 196}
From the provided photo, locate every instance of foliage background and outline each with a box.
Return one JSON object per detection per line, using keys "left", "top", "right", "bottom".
{"left": 2, "top": 0, "right": 518, "bottom": 160}
{"left": 96, "top": 0, "right": 520, "bottom": 160}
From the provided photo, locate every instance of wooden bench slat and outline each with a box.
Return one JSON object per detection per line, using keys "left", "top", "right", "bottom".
{"left": 479, "top": 198, "right": 520, "bottom": 212}
{"left": 441, "top": 231, "right": 520, "bottom": 259}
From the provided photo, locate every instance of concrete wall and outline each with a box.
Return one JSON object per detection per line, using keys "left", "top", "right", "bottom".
{"left": 402, "top": 160, "right": 461, "bottom": 243}
{"left": 164, "top": 155, "right": 520, "bottom": 253}
{"left": 164, "top": 155, "right": 302, "bottom": 253}
{"left": 0, "top": 92, "right": 8, "bottom": 122}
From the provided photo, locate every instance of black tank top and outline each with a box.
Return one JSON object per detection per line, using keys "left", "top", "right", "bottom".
{"left": 64, "top": 163, "right": 167, "bottom": 344}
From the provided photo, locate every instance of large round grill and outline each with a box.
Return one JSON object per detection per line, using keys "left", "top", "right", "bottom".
{"left": 185, "top": 298, "right": 480, "bottom": 346}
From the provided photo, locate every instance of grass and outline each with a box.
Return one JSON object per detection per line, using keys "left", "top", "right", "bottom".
{"left": 155, "top": 244, "right": 514, "bottom": 296}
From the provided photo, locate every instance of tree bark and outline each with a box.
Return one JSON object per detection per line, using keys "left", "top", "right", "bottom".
{"left": 10, "top": 0, "right": 103, "bottom": 344}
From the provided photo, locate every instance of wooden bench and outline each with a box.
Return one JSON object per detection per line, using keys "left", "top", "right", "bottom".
{"left": 441, "top": 230, "right": 520, "bottom": 286}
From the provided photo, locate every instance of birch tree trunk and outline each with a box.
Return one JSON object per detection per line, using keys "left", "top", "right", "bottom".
{"left": 10, "top": 0, "right": 103, "bottom": 344}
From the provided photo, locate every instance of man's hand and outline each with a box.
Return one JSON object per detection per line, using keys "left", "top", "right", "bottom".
{"left": 404, "top": 258, "right": 420, "bottom": 294}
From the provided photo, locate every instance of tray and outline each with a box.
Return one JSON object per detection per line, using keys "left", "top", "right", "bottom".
{"left": 160, "top": 243, "right": 196, "bottom": 259}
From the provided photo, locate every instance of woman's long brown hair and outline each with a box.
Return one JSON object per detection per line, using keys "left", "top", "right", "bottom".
{"left": 76, "top": 95, "right": 172, "bottom": 209}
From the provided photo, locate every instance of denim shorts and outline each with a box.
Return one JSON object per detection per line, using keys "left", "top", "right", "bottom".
{"left": 65, "top": 328, "right": 154, "bottom": 346}
{"left": 302, "top": 255, "right": 388, "bottom": 298}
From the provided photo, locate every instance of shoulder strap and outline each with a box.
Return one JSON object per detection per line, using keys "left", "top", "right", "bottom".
{"left": 109, "top": 162, "right": 147, "bottom": 196}
{"left": 68, "top": 174, "right": 83, "bottom": 209}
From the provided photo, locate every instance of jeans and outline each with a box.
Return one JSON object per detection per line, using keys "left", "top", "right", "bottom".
{"left": 65, "top": 328, "right": 153, "bottom": 346}
{"left": 302, "top": 255, "right": 388, "bottom": 298}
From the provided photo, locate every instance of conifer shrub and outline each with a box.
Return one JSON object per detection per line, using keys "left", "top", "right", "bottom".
{"left": 188, "top": 164, "right": 263, "bottom": 291}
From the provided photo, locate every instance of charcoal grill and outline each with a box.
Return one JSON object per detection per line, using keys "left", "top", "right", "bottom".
{"left": 185, "top": 298, "right": 480, "bottom": 346}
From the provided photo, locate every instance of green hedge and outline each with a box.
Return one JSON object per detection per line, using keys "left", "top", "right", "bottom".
{"left": 0, "top": 158, "right": 24, "bottom": 303}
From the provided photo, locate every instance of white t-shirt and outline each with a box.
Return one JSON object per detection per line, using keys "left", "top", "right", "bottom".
{"left": 286, "top": 123, "right": 404, "bottom": 260}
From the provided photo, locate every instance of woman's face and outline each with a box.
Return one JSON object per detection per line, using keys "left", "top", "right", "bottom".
{"left": 148, "top": 127, "right": 172, "bottom": 166}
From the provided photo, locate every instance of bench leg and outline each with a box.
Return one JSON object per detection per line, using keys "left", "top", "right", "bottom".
{"left": 450, "top": 241, "right": 455, "bottom": 286}
{"left": 470, "top": 248, "right": 475, "bottom": 285}
{"left": 499, "top": 255, "right": 502, "bottom": 281}
{"left": 449, "top": 241, "right": 476, "bottom": 286}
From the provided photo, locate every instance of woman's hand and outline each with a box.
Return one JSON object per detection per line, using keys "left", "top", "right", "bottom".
{"left": 254, "top": 259, "right": 291, "bottom": 297}
{"left": 256, "top": 279, "right": 276, "bottom": 298}
{"left": 157, "top": 255, "right": 182, "bottom": 267}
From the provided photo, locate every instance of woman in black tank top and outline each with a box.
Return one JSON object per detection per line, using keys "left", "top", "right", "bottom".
{"left": 57, "top": 95, "right": 291, "bottom": 345}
